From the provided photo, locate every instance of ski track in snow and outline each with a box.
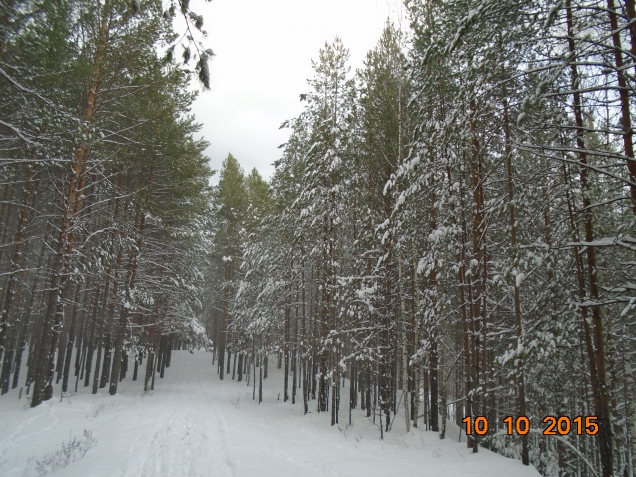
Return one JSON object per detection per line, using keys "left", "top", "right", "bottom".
{"left": 123, "top": 354, "right": 236, "bottom": 477}
{"left": 0, "top": 402, "right": 60, "bottom": 470}
{"left": 0, "top": 351, "right": 542, "bottom": 477}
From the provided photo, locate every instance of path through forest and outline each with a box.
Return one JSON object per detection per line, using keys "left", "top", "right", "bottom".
{"left": 0, "top": 351, "right": 540, "bottom": 476}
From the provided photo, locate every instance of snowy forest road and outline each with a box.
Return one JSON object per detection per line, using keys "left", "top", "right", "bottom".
{"left": 0, "top": 351, "right": 540, "bottom": 477}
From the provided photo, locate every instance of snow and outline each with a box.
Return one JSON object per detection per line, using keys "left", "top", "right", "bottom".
{"left": 0, "top": 351, "right": 541, "bottom": 477}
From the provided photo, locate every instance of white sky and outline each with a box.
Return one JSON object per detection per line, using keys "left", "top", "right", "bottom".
{"left": 188, "top": 0, "right": 406, "bottom": 183}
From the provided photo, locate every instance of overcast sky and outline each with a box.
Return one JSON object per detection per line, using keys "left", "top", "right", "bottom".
{"left": 188, "top": 0, "right": 406, "bottom": 183}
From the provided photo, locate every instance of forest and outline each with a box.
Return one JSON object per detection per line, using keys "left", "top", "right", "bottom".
{"left": 1, "top": 1, "right": 636, "bottom": 477}
{"left": 0, "top": 0, "right": 214, "bottom": 405}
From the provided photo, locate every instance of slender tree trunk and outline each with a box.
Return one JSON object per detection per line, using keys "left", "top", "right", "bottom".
{"left": 109, "top": 164, "right": 153, "bottom": 395}
{"left": 284, "top": 283, "right": 291, "bottom": 402}
{"left": 468, "top": 96, "right": 485, "bottom": 453}
{"left": 410, "top": 241, "right": 420, "bottom": 428}
{"left": 132, "top": 354, "right": 139, "bottom": 381}
{"left": 502, "top": 91, "right": 529, "bottom": 466}
{"left": 398, "top": 250, "right": 410, "bottom": 432}
{"left": 151, "top": 326, "right": 161, "bottom": 391}
{"left": 60, "top": 282, "right": 82, "bottom": 393}
{"left": 83, "top": 286, "right": 101, "bottom": 387}
{"left": 252, "top": 345, "right": 256, "bottom": 400}
{"left": 606, "top": 0, "right": 636, "bottom": 213}
{"left": 459, "top": 234, "right": 472, "bottom": 447}
{"left": 292, "top": 287, "right": 298, "bottom": 404}
{"left": 430, "top": 342, "right": 439, "bottom": 432}
{"left": 160, "top": 338, "right": 167, "bottom": 379}
{"left": 92, "top": 335, "right": 102, "bottom": 395}
{"left": 258, "top": 346, "right": 263, "bottom": 404}
{"left": 218, "top": 263, "right": 229, "bottom": 380}
{"left": 566, "top": 4, "right": 614, "bottom": 474}
{"left": 439, "top": 337, "right": 447, "bottom": 439}
{"left": 0, "top": 164, "right": 34, "bottom": 394}
{"left": 144, "top": 298, "right": 160, "bottom": 392}
{"left": 99, "top": 331, "right": 111, "bottom": 389}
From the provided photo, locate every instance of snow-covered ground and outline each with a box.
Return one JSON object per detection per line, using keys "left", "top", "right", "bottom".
{"left": 0, "top": 351, "right": 540, "bottom": 476}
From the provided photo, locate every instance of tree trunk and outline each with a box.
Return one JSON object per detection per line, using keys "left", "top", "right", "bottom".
{"left": 61, "top": 282, "right": 82, "bottom": 393}
{"left": 92, "top": 336, "right": 102, "bottom": 395}
{"left": 132, "top": 354, "right": 138, "bottom": 381}
{"left": 109, "top": 164, "right": 154, "bottom": 395}
{"left": 429, "top": 342, "right": 439, "bottom": 432}
{"left": 284, "top": 284, "right": 290, "bottom": 402}
{"left": 258, "top": 348, "right": 263, "bottom": 404}
{"left": 0, "top": 164, "right": 34, "bottom": 394}
{"left": 99, "top": 332, "right": 111, "bottom": 389}
{"left": 83, "top": 286, "right": 101, "bottom": 387}
{"left": 292, "top": 292, "right": 298, "bottom": 404}
{"left": 468, "top": 96, "right": 485, "bottom": 453}
{"left": 566, "top": 3, "right": 614, "bottom": 474}
{"left": 606, "top": 0, "right": 636, "bottom": 213}
{"left": 502, "top": 91, "right": 529, "bottom": 465}
{"left": 144, "top": 352, "right": 154, "bottom": 392}
{"left": 398, "top": 250, "right": 410, "bottom": 432}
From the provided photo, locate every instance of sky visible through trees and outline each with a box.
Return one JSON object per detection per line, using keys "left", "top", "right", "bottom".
{"left": 1, "top": 1, "right": 636, "bottom": 477}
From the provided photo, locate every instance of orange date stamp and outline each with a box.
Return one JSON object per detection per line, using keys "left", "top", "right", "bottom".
{"left": 461, "top": 415, "right": 599, "bottom": 436}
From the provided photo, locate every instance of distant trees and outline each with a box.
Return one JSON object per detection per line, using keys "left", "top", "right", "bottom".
{"left": 210, "top": 153, "right": 248, "bottom": 380}
{"left": 0, "top": 0, "right": 213, "bottom": 406}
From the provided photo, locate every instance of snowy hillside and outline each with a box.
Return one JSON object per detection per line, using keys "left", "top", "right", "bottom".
{"left": 0, "top": 351, "right": 540, "bottom": 477}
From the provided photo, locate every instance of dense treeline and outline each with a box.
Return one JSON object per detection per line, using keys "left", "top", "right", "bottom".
{"left": 206, "top": 2, "right": 636, "bottom": 476}
{"left": 0, "top": 0, "right": 213, "bottom": 407}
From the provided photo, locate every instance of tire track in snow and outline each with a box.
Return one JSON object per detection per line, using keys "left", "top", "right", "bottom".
{"left": 122, "top": 407, "right": 182, "bottom": 477}
{"left": 145, "top": 412, "right": 176, "bottom": 476}
{"left": 211, "top": 401, "right": 240, "bottom": 477}
{"left": 121, "top": 417, "right": 159, "bottom": 477}
{"left": 256, "top": 442, "right": 344, "bottom": 477}
{"left": 122, "top": 354, "right": 193, "bottom": 477}
{"left": 195, "top": 353, "right": 339, "bottom": 477}
{"left": 179, "top": 358, "right": 221, "bottom": 477}
{"left": 122, "top": 351, "right": 238, "bottom": 477}
{"left": 193, "top": 352, "right": 241, "bottom": 477}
